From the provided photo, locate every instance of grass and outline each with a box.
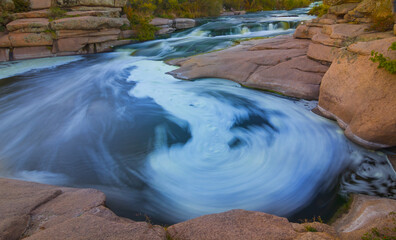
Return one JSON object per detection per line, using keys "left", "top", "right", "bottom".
{"left": 304, "top": 225, "right": 318, "bottom": 232}
{"left": 327, "top": 195, "right": 354, "bottom": 225}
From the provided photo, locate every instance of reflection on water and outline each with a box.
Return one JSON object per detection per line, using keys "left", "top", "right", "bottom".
{"left": 0, "top": 4, "right": 394, "bottom": 225}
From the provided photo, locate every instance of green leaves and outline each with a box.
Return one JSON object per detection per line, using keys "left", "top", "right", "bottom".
{"left": 370, "top": 43, "right": 396, "bottom": 75}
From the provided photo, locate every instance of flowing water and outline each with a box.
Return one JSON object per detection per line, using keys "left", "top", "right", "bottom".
{"left": 0, "top": 5, "right": 395, "bottom": 225}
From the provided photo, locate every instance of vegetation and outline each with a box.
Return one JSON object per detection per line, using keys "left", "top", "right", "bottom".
{"left": 0, "top": 11, "right": 13, "bottom": 32}
{"left": 361, "top": 212, "right": 396, "bottom": 240}
{"left": 369, "top": 0, "right": 394, "bottom": 32}
{"left": 12, "top": 0, "right": 30, "bottom": 12}
{"left": 370, "top": 42, "right": 396, "bottom": 75}
{"left": 304, "top": 225, "right": 318, "bottom": 232}
{"left": 48, "top": 7, "right": 67, "bottom": 21}
{"left": 308, "top": 3, "right": 329, "bottom": 17}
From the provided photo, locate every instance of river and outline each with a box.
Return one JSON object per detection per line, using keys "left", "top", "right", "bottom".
{"left": 0, "top": 4, "right": 395, "bottom": 225}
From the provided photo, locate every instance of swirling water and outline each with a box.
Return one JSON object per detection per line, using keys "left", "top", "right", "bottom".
{"left": 0, "top": 6, "right": 395, "bottom": 225}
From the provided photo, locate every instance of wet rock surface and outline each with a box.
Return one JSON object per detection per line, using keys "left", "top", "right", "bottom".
{"left": 1, "top": 178, "right": 395, "bottom": 240}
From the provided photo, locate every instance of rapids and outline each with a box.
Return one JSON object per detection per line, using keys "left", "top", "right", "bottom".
{"left": 0, "top": 4, "right": 394, "bottom": 225}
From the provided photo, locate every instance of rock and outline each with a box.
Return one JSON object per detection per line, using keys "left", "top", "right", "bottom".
{"left": 57, "top": 0, "right": 115, "bottom": 7}
{"left": 328, "top": 3, "right": 359, "bottom": 16}
{"left": 157, "top": 27, "right": 175, "bottom": 35}
{"left": 0, "top": 178, "right": 166, "bottom": 240}
{"left": 6, "top": 18, "right": 49, "bottom": 33}
{"left": 394, "top": 24, "right": 396, "bottom": 36}
{"left": 13, "top": 46, "right": 54, "bottom": 60}
{"left": 12, "top": 10, "right": 49, "bottom": 19}
{"left": 169, "top": 36, "right": 328, "bottom": 100}
{"left": 150, "top": 18, "right": 173, "bottom": 27}
{"left": 56, "top": 34, "right": 118, "bottom": 52}
{"left": 245, "top": 56, "right": 328, "bottom": 99}
{"left": 120, "top": 29, "right": 135, "bottom": 39}
{"left": 66, "top": 10, "right": 120, "bottom": 18}
{"left": 347, "top": 36, "right": 396, "bottom": 57}
{"left": 50, "top": 16, "right": 127, "bottom": 30}
{"left": 322, "top": 24, "right": 370, "bottom": 39}
{"left": 114, "top": 0, "right": 127, "bottom": 7}
{"left": 293, "top": 24, "right": 322, "bottom": 39}
{"left": 94, "top": 39, "right": 133, "bottom": 52}
{"left": 307, "top": 43, "right": 341, "bottom": 62}
{"left": 323, "top": 0, "right": 362, "bottom": 6}
{"left": 167, "top": 209, "right": 298, "bottom": 240}
{"left": 55, "top": 28, "right": 121, "bottom": 39}
{"left": 0, "top": 178, "right": 62, "bottom": 240}
{"left": 0, "top": 48, "right": 9, "bottom": 61}
{"left": 70, "top": 6, "right": 122, "bottom": 11}
{"left": 348, "top": 0, "right": 376, "bottom": 17}
{"left": 0, "top": 33, "right": 11, "bottom": 47}
{"left": 318, "top": 18, "right": 336, "bottom": 25}
{"left": 174, "top": 18, "right": 195, "bottom": 29}
{"left": 318, "top": 37, "right": 396, "bottom": 148}
{"left": 332, "top": 194, "right": 396, "bottom": 240}
{"left": 312, "top": 33, "right": 343, "bottom": 47}
{"left": 8, "top": 32, "right": 53, "bottom": 47}
{"left": 30, "top": 0, "right": 54, "bottom": 10}
{"left": 321, "top": 13, "right": 338, "bottom": 20}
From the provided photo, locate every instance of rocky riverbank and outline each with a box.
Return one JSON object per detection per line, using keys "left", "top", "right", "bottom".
{"left": 0, "top": 0, "right": 196, "bottom": 61}
{"left": 0, "top": 178, "right": 395, "bottom": 240}
{"left": 167, "top": 0, "right": 396, "bottom": 149}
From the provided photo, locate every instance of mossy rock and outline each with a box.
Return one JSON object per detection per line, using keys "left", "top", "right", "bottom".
{"left": 323, "top": 0, "right": 362, "bottom": 6}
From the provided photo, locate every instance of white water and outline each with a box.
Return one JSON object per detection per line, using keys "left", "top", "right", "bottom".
{"left": 0, "top": 6, "right": 394, "bottom": 224}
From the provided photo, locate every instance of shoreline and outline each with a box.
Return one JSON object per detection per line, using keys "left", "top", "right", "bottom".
{"left": 1, "top": 177, "right": 395, "bottom": 239}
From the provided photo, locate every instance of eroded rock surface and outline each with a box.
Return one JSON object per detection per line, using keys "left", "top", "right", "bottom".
{"left": 168, "top": 35, "right": 329, "bottom": 100}
{"left": 0, "top": 178, "right": 166, "bottom": 240}
{"left": 318, "top": 37, "right": 396, "bottom": 149}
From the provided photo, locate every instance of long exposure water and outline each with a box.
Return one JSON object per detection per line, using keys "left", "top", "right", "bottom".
{"left": 0, "top": 5, "right": 395, "bottom": 225}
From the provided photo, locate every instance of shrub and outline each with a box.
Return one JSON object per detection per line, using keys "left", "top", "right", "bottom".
{"left": 0, "top": 11, "right": 14, "bottom": 32}
{"left": 304, "top": 225, "right": 318, "bottom": 232}
{"left": 12, "top": 0, "right": 30, "bottom": 12}
{"left": 370, "top": 42, "right": 396, "bottom": 75}
{"left": 48, "top": 7, "right": 67, "bottom": 20}
{"left": 308, "top": 3, "right": 329, "bottom": 17}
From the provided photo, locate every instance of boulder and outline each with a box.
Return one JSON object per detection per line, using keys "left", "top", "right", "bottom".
{"left": 167, "top": 209, "right": 298, "bottom": 240}
{"left": 156, "top": 27, "right": 175, "bottom": 35}
{"left": 55, "top": 28, "right": 120, "bottom": 38}
{"left": 114, "top": 0, "right": 127, "bottom": 7}
{"left": 8, "top": 32, "right": 53, "bottom": 47}
{"left": 6, "top": 18, "right": 49, "bottom": 33}
{"left": 30, "top": 0, "right": 54, "bottom": 9}
{"left": 0, "top": 33, "right": 11, "bottom": 47}
{"left": 322, "top": 24, "right": 370, "bottom": 39}
{"left": 307, "top": 43, "right": 341, "bottom": 62}
{"left": 312, "top": 33, "right": 343, "bottom": 47}
{"left": 0, "top": 48, "right": 9, "bottom": 61}
{"left": 150, "top": 18, "right": 173, "bottom": 27}
{"left": 318, "top": 37, "right": 396, "bottom": 148}
{"left": 328, "top": 3, "right": 359, "bottom": 16}
{"left": 245, "top": 56, "right": 328, "bottom": 99}
{"left": 332, "top": 194, "right": 396, "bottom": 240}
{"left": 174, "top": 18, "right": 195, "bottom": 29}
{"left": 323, "top": 0, "right": 362, "bottom": 6}
{"left": 168, "top": 36, "right": 328, "bottom": 100}
{"left": 120, "top": 29, "right": 135, "bottom": 39}
{"left": 0, "top": 178, "right": 166, "bottom": 240}
{"left": 13, "top": 46, "right": 54, "bottom": 60}
{"left": 12, "top": 10, "right": 49, "bottom": 19}
{"left": 65, "top": 10, "right": 120, "bottom": 18}
{"left": 57, "top": 0, "right": 115, "bottom": 7}
{"left": 50, "top": 16, "right": 127, "bottom": 30}
{"left": 56, "top": 34, "right": 118, "bottom": 52}
{"left": 293, "top": 24, "right": 322, "bottom": 39}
